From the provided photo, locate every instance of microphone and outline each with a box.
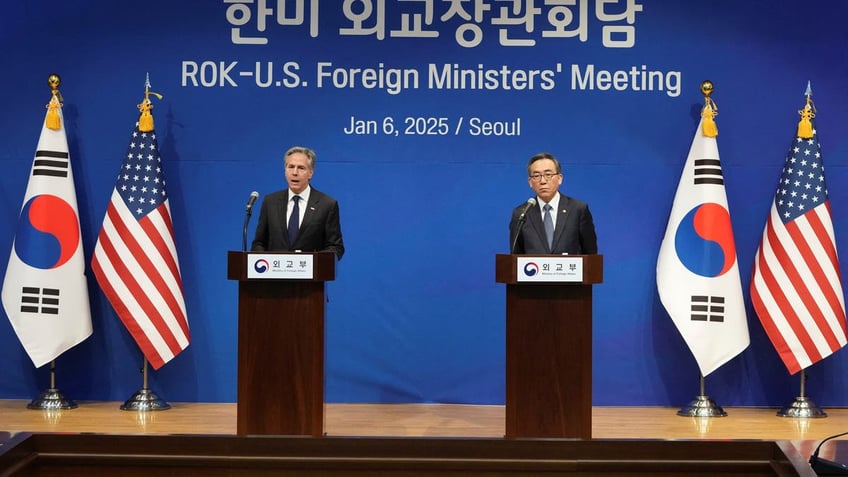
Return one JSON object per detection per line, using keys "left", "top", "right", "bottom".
{"left": 510, "top": 198, "right": 537, "bottom": 254}
{"left": 809, "top": 431, "right": 848, "bottom": 475}
{"left": 242, "top": 191, "right": 259, "bottom": 252}
{"left": 245, "top": 191, "right": 259, "bottom": 213}
{"left": 518, "top": 197, "right": 537, "bottom": 220}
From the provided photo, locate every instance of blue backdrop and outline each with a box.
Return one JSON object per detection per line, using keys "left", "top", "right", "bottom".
{"left": 2, "top": 0, "right": 848, "bottom": 407}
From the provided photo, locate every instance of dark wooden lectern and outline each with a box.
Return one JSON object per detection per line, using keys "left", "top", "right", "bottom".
{"left": 495, "top": 254, "right": 603, "bottom": 439}
{"left": 227, "top": 251, "right": 335, "bottom": 436}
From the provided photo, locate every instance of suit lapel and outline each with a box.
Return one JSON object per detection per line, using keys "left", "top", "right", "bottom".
{"left": 290, "top": 188, "right": 323, "bottom": 249}
{"left": 552, "top": 197, "right": 569, "bottom": 252}
{"left": 300, "top": 190, "right": 321, "bottom": 232}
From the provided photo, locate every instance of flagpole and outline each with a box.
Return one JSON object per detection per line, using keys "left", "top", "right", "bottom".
{"left": 777, "top": 369, "right": 826, "bottom": 418}
{"left": 677, "top": 373, "right": 727, "bottom": 417}
{"left": 27, "top": 360, "right": 78, "bottom": 410}
{"left": 120, "top": 357, "right": 171, "bottom": 411}
{"left": 92, "top": 76, "right": 186, "bottom": 411}
{"left": 751, "top": 84, "right": 836, "bottom": 419}
{"left": 8, "top": 74, "right": 92, "bottom": 410}
{"left": 659, "top": 81, "right": 742, "bottom": 419}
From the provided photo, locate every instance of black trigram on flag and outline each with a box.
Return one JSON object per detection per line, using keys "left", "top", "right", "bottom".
{"left": 20, "top": 287, "right": 60, "bottom": 315}
{"left": 693, "top": 158, "right": 723, "bottom": 185}
{"left": 33, "top": 150, "right": 69, "bottom": 178}
{"left": 690, "top": 295, "right": 725, "bottom": 322}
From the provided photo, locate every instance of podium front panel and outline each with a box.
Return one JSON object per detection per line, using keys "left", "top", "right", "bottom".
{"left": 228, "top": 251, "right": 332, "bottom": 436}
{"left": 504, "top": 284, "right": 592, "bottom": 439}
{"left": 496, "top": 254, "right": 600, "bottom": 439}
{"left": 236, "top": 280, "right": 325, "bottom": 436}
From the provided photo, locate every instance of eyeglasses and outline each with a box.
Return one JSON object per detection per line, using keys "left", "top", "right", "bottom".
{"left": 529, "top": 172, "right": 560, "bottom": 182}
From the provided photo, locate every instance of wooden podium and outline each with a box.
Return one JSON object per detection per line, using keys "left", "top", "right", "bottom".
{"left": 227, "top": 251, "right": 335, "bottom": 436}
{"left": 495, "top": 254, "right": 603, "bottom": 439}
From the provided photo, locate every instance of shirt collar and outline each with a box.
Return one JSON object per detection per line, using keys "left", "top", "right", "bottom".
{"left": 290, "top": 185, "right": 311, "bottom": 204}
{"left": 538, "top": 191, "right": 561, "bottom": 212}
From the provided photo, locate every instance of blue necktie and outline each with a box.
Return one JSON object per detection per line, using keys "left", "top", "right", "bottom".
{"left": 543, "top": 204, "right": 554, "bottom": 249}
{"left": 287, "top": 195, "right": 301, "bottom": 244}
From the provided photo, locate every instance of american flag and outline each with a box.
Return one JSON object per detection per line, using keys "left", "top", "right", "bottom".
{"left": 750, "top": 112, "right": 848, "bottom": 375}
{"left": 91, "top": 125, "right": 190, "bottom": 370}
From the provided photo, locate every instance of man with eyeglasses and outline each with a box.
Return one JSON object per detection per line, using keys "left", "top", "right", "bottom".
{"left": 509, "top": 152, "right": 597, "bottom": 255}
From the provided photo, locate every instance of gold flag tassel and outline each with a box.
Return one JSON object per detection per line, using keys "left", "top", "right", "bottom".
{"left": 45, "top": 74, "right": 63, "bottom": 131}
{"left": 797, "top": 95, "right": 815, "bottom": 139}
{"left": 138, "top": 88, "right": 163, "bottom": 133}
{"left": 700, "top": 80, "right": 718, "bottom": 138}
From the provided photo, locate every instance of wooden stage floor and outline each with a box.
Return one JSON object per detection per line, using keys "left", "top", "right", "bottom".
{"left": 3, "top": 401, "right": 848, "bottom": 475}
{"left": 1, "top": 400, "right": 845, "bottom": 443}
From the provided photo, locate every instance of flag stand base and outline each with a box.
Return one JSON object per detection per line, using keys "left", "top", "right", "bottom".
{"left": 677, "top": 395, "right": 727, "bottom": 417}
{"left": 27, "top": 388, "right": 78, "bottom": 410}
{"left": 777, "top": 396, "right": 826, "bottom": 418}
{"left": 120, "top": 388, "right": 171, "bottom": 411}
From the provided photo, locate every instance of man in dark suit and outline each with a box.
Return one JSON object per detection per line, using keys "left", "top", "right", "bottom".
{"left": 509, "top": 152, "right": 597, "bottom": 255}
{"left": 251, "top": 146, "right": 344, "bottom": 260}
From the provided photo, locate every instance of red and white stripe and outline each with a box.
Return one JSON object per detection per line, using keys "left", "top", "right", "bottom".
{"left": 92, "top": 189, "right": 189, "bottom": 369}
{"left": 750, "top": 201, "right": 847, "bottom": 374}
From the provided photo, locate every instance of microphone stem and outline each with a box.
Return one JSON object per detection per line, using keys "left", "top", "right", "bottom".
{"left": 242, "top": 210, "right": 252, "bottom": 252}
{"left": 511, "top": 216, "right": 526, "bottom": 254}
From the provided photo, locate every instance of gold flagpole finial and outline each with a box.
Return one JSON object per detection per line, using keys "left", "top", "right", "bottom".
{"left": 797, "top": 82, "right": 815, "bottom": 139}
{"left": 138, "top": 73, "right": 163, "bottom": 133}
{"left": 700, "top": 80, "right": 718, "bottom": 138}
{"left": 45, "top": 73, "right": 63, "bottom": 131}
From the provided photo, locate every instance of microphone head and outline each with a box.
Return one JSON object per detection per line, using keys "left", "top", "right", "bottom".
{"left": 517, "top": 197, "right": 536, "bottom": 220}
{"left": 246, "top": 191, "right": 260, "bottom": 212}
